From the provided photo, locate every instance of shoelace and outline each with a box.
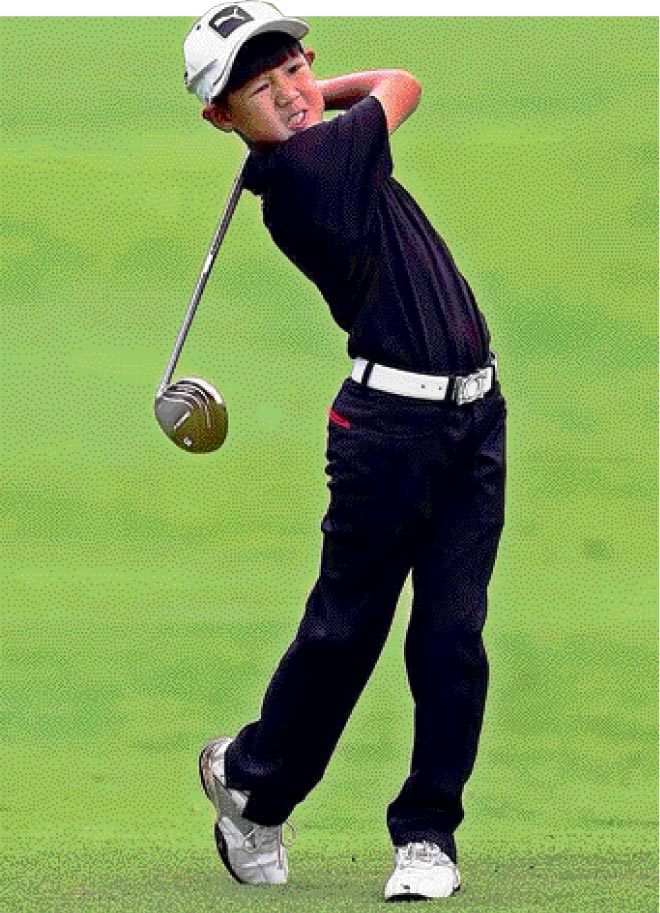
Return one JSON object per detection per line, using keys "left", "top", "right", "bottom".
{"left": 397, "top": 842, "right": 448, "bottom": 868}
{"left": 241, "top": 820, "right": 296, "bottom": 867}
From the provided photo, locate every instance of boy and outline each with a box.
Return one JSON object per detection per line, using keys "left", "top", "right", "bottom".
{"left": 184, "top": 2, "right": 506, "bottom": 901}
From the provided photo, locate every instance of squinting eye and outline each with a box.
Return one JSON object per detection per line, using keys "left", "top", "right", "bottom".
{"left": 250, "top": 83, "right": 269, "bottom": 96}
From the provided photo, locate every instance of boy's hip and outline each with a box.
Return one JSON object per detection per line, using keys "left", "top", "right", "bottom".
{"left": 327, "top": 369, "right": 505, "bottom": 462}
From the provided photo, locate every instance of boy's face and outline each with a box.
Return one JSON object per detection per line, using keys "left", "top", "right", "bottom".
{"left": 205, "top": 48, "right": 324, "bottom": 146}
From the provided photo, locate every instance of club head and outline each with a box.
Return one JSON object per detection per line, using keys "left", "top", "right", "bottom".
{"left": 154, "top": 376, "right": 228, "bottom": 453}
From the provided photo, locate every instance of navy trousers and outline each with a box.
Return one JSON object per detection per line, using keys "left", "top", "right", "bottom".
{"left": 225, "top": 376, "right": 506, "bottom": 861}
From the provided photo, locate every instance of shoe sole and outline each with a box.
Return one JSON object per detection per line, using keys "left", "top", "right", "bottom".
{"left": 198, "top": 742, "right": 218, "bottom": 803}
{"left": 213, "top": 821, "right": 246, "bottom": 885}
{"left": 385, "top": 884, "right": 461, "bottom": 903}
{"left": 198, "top": 742, "right": 248, "bottom": 886}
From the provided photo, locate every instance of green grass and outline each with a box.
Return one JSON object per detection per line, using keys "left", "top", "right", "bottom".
{"left": 1, "top": 15, "right": 658, "bottom": 912}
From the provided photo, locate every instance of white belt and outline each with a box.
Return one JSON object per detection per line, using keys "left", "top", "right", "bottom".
{"left": 351, "top": 355, "right": 497, "bottom": 404}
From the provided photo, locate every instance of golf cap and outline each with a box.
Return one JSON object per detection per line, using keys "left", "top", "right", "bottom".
{"left": 184, "top": 2, "right": 309, "bottom": 105}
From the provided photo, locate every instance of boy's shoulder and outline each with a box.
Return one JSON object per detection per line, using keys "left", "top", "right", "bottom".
{"left": 264, "top": 97, "right": 386, "bottom": 168}
{"left": 248, "top": 95, "right": 391, "bottom": 194}
{"left": 289, "top": 95, "right": 387, "bottom": 158}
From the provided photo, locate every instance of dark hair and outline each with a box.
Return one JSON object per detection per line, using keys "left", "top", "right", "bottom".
{"left": 213, "top": 31, "right": 304, "bottom": 105}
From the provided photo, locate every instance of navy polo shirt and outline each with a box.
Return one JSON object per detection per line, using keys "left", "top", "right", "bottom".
{"left": 243, "top": 95, "right": 490, "bottom": 374}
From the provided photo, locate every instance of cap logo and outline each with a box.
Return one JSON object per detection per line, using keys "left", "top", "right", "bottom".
{"left": 208, "top": 5, "right": 254, "bottom": 39}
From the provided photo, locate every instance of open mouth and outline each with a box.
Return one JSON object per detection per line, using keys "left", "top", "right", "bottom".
{"left": 288, "top": 110, "right": 307, "bottom": 130}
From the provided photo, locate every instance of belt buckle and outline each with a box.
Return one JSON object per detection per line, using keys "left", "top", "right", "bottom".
{"left": 455, "top": 368, "right": 487, "bottom": 405}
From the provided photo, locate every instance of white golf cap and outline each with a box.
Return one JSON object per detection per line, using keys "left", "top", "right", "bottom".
{"left": 184, "top": 2, "right": 309, "bottom": 105}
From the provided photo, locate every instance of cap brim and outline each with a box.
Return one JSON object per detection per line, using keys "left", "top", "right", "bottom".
{"left": 207, "top": 18, "right": 309, "bottom": 103}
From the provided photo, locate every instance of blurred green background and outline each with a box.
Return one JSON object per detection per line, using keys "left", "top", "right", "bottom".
{"left": 1, "top": 15, "right": 657, "bottom": 912}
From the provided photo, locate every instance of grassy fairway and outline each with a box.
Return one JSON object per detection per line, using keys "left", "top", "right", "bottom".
{"left": 2, "top": 15, "right": 658, "bottom": 912}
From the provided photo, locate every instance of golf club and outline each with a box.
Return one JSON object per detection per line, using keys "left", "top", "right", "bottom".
{"left": 154, "top": 151, "right": 250, "bottom": 453}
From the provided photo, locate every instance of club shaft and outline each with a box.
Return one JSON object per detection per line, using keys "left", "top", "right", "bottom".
{"left": 157, "top": 151, "right": 250, "bottom": 395}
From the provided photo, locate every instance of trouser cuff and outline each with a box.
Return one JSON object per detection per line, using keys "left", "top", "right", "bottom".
{"left": 390, "top": 830, "right": 457, "bottom": 863}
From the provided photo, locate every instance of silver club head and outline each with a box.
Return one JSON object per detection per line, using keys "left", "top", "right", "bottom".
{"left": 154, "top": 376, "right": 228, "bottom": 453}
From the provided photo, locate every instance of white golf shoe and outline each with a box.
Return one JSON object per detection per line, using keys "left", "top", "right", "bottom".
{"left": 198, "top": 737, "right": 290, "bottom": 885}
{"left": 384, "top": 841, "right": 461, "bottom": 902}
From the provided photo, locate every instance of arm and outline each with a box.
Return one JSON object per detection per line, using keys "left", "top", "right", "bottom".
{"left": 316, "top": 69, "right": 421, "bottom": 135}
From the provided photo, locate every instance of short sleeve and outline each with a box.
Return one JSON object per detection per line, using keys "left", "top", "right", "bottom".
{"left": 272, "top": 95, "right": 393, "bottom": 239}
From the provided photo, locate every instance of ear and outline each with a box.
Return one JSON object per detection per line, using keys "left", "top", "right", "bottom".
{"left": 201, "top": 103, "right": 234, "bottom": 133}
{"left": 303, "top": 47, "right": 315, "bottom": 67}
